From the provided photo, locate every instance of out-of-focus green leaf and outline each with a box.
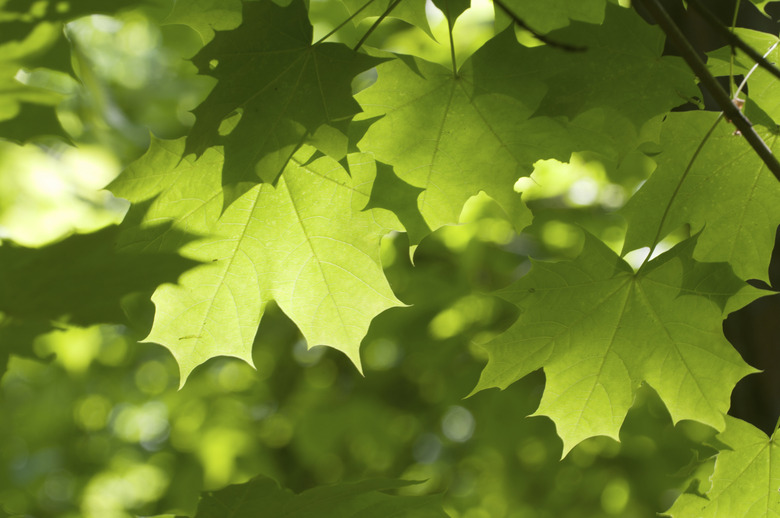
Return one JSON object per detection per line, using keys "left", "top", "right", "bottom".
{"left": 0, "top": 225, "right": 200, "bottom": 326}
{"left": 193, "top": 475, "right": 449, "bottom": 517}
{"left": 0, "top": 0, "right": 146, "bottom": 142}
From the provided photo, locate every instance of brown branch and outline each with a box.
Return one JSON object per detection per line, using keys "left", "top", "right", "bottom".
{"left": 636, "top": 0, "right": 780, "bottom": 183}
{"left": 492, "top": 0, "right": 586, "bottom": 52}
{"left": 687, "top": 0, "right": 780, "bottom": 83}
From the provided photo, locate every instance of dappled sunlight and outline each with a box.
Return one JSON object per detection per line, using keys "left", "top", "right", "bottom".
{"left": 0, "top": 142, "right": 124, "bottom": 246}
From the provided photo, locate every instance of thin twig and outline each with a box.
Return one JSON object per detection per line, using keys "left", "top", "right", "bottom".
{"left": 315, "top": 0, "right": 379, "bottom": 45}
{"left": 734, "top": 40, "right": 779, "bottom": 100}
{"left": 728, "top": 0, "right": 742, "bottom": 96}
{"left": 353, "top": 0, "right": 402, "bottom": 51}
{"left": 637, "top": 0, "right": 780, "bottom": 183}
{"left": 687, "top": 0, "right": 780, "bottom": 82}
{"left": 492, "top": 0, "right": 586, "bottom": 52}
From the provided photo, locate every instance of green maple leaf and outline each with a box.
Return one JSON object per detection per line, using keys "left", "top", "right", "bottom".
{"left": 621, "top": 111, "right": 780, "bottom": 282}
{"left": 362, "top": 160, "right": 428, "bottom": 245}
{"left": 111, "top": 138, "right": 402, "bottom": 384}
{"left": 356, "top": 5, "right": 695, "bottom": 241}
{"left": 335, "top": 0, "right": 432, "bottom": 39}
{"left": 0, "top": 226, "right": 199, "bottom": 326}
{"left": 185, "top": 0, "right": 383, "bottom": 190}
{"left": 355, "top": 32, "right": 566, "bottom": 239}
{"left": 192, "top": 475, "right": 447, "bottom": 517}
{"left": 163, "top": 0, "right": 243, "bottom": 43}
{"left": 494, "top": 0, "right": 605, "bottom": 33}
{"left": 432, "top": 0, "right": 470, "bottom": 26}
{"left": 705, "top": 30, "right": 780, "bottom": 129}
{"left": 525, "top": 3, "right": 696, "bottom": 125}
{"left": 665, "top": 416, "right": 780, "bottom": 518}
{"left": 473, "top": 233, "right": 758, "bottom": 455}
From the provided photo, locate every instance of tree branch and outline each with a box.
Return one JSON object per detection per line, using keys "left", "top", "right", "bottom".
{"left": 687, "top": 0, "right": 780, "bottom": 83}
{"left": 636, "top": 0, "right": 780, "bottom": 183}
{"left": 491, "top": 0, "right": 586, "bottom": 52}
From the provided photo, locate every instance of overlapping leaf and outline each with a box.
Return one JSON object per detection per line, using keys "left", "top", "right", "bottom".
{"left": 355, "top": 32, "right": 565, "bottom": 239}
{"left": 0, "top": 0, "right": 144, "bottom": 141}
{"left": 185, "top": 0, "right": 383, "bottom": 190}
{"left": 193, "top": 475, "right": 448, "bottom": 517}
{"left": 111, "top": 138, "right": 402, "bottom": 384}
{"left": 163, "top": 0, "right": 242, "bottom": 43}
{"left": 473, "top": 233, "right": 758, "bottom": 454}
{"left": 335, "top": 0, "right": 432, "bottom": 39}
{"left": 666, "top": 416, "right": 780, "bottom": 517}
{"left": 0, "top": 226, "right": 199, "bottom": 326}
{"left": 356, "top": 4, "right": 696, "bottom": 241}
{"left": 494, "top": 0, "right": 605, "bottom": 33}
{"left": 622, "top": 111, "right": 780, "bottom": 282}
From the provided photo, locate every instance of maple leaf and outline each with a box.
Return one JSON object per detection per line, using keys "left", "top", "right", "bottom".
{"left": 621, "top": 111, "right": 780, "bottom": 283}
{"left": 110, "top": 138, "right": 402, "bottom": 384}
{"left": 193, "top": 475, "right": 448, "bottom": 517}
{"left": 333, "top": 0, "right": 433, "bottom": 41}
{"left": 665, "top": 416, "right": 780, "bottom": 518}
{"left": 356, "top": 4, "right": 696, "bottom": 241}
{"left": 185, "top": 0, "right": 383, "bottom": 191}
{"left": 473, "top": 233, "right": 759, "bottom": 455}
{"left": 355, "top": 31, "right": 566, "bottom": 240}
{"left": 0, "top": 226, "right": 199, "bottom": 327}
{"left": 521, "top": 3, "right": 696, "bottom": 125}
{"left": 494, "top": 0, "right": 605, "bottom": 34}
{"left": 163, "top": 0, "right": 242, "bottom": 43}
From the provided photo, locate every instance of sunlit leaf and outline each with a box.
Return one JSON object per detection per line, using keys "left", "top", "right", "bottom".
{"left": 473, "top": 233, "right": 758, "bottom": 455}
{"left": 111, "top": 138, "right": 403, "bottom": 383}
{"left": 621, "top": 111, "right": 780, "bottom": 282}
{"left": 185, "top": 0, "right": 383, "bottom": 190}
{"left": 665, "top": 416, "right": 780, "bottom": 517}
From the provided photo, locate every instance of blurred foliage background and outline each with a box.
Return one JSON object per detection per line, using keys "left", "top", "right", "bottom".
{"left": 1, "top": 0, "right": 778, "bottom": 517}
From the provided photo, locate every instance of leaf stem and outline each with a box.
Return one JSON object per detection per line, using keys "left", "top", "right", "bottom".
{"left": 635, "top": 39, "right": 776, "bottom": 271}
{"left": 353, "top": 0, "right": 403, "bottom": 51}
{"left": 687, "top": 0, "right": 780, "bottom": 83}
{"left": 638, "top": 114, "right": 724, "bottom": 271}
{"left": 636, "top": 0, "right": 780, "bottom": 183}
{"left": 315, "top": 0, "right": 379, "bottom": 45}
{"left": 444, "top": 0, "right": 458, "bottom": 77}
{"left": 728, "top": 0, "right": 742, "bottom": 96}
{"left": 491, "top": 0, "right": 586, "bottom": 52}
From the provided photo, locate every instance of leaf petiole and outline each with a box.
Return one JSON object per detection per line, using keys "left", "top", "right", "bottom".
{"left": 353, "top": 0, "right": 403, "bottom": 51}
{"left": 315, "top": 0, "right": 380, "bottom": 45}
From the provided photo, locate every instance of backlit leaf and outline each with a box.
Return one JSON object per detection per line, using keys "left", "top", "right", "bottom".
{"left": 185, "top": 0, "right": 383, "bottom": 189}
{"left": 473, "top": 233, "right": 758, "bottom": 455}
{"left": 111, "top": 138, "right": 402, "bottom": 383}
{"left": 621, "top": 111, "right": 780, "bottom": 282}
{"left": 665, "top": 416, "right": 780, "bottom": 517}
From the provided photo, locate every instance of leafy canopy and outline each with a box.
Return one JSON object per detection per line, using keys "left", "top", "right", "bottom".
{"left": 2, "top": 0, "right": 779, "bottom": 516}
